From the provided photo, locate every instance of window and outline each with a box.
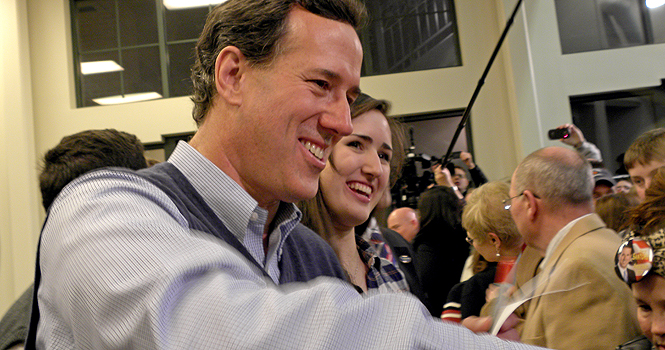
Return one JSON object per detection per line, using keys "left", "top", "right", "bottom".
{"left": 360, "top": 0, "right": 461, "bottom": 76}
{"left": 71, "top": 0, "right": 461, "bottom": 107}
{"left": 72, "top": 0, "right": 208, "bottom": 107}
{"left": 555, "top": 0, "right": 665, "bottom": 54}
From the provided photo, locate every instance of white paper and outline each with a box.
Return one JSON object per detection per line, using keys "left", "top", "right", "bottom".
{"left": 489, "top": 276, "right": 589, "bottom": 335}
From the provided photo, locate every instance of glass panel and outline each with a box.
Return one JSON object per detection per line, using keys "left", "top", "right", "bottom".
{"left": 71, "top": 0, "right": 462, "bottom": 107}
{"left": 168, "top": 42, "right": 196, "bottom": 97}
{"left": 74, "top": 0, "right": 118, "bottom": 52}
{"left": 555, "top": 0, "right": 664, "bottom": 54}
{"left": 361, "top": 0, "right": 461, "bottom": 76}
{"left": 121, "top": 46, "right": 162, "bottom": 95}
{"left": 648, "top": 3, "right": 665, "bottom": 43}
{"left": 165, "top": 7, "right": 209, "bottom": 42}
{"left": 118, "top": 0, "right": 158, "bottom": 46}
{"left": 79, "top": 51, "right": 122, "bottom": 107}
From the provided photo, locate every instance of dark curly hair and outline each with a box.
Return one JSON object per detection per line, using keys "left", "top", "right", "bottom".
{"left": 39, "top": 129, "right": 147, "bottom": 210}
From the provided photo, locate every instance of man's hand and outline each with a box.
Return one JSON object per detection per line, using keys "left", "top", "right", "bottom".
{"left": 460, "top": 151, "right": 476, "bottom": 169}
{"left": 556, "top": 124, "right": 585, "bottom": 148}
{"left": 433, "top": 164, "right": 465, "bottom": 199}
{"left": 462, "top": 314, "right": 521, "bottom": 341}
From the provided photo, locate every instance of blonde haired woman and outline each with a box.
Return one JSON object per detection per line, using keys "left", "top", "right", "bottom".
{"left": 443, "top": 181, "right": 524, "bottom": 321}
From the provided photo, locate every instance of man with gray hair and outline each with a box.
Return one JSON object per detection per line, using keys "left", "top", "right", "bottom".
{"left": 505, "top": 147, "right": 640, "bottom": 349}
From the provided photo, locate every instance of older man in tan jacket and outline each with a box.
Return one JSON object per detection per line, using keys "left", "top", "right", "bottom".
{"left": 505, "top": 147, "right": 640, "bottom": 350}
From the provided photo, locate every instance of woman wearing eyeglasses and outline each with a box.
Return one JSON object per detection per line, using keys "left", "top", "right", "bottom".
{"left": 615, "top": 166, "right": 665, "bottom": 350}
{"left": 441, "top": 181, "right": 525, "bottom": 322}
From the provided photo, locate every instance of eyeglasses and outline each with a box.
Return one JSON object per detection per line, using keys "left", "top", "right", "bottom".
{"left": 503, "top": 192, "right": 525, "bottom": 210}
{"left": 502, "top": 191, "right": 540, "bottom": 210}
{"left": 615, "top": 238, "right": 653, "bottom": 284}
{"left": 465, "top": 236, "right": 474, "bottom": 245}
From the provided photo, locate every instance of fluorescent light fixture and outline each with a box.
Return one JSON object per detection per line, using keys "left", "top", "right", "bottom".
{"left": 81, "top": 60, "right": 124, "bottom": 75}
{"left": 93, "top": 92, "right": 162, "bottom": 105}
{"left": 646, "top": 0, "right": 665, "bottom": 8}
{"left": 163, "top": 0, "right": 225, "bottom": 10}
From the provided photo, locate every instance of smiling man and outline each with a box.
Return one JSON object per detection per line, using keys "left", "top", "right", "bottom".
{"left": 28, "top": 1, "right": 361, "bottom": 348}
{"left": 27, "top": 1, "right": 551, "bottom": 349}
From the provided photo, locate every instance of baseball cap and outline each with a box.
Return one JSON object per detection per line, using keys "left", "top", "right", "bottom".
{"left": 593, "top": 168, "right": 616, "bottom": 187}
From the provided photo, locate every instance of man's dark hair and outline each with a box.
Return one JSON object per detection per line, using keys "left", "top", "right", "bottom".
{"left": 39, "top": 129, "right": 148, "bottom": 210}
{"left": 453, "top": 165, "right": 467, "bottom": 177}
{"left": 190, "top": 0, "right": 368, "bottom": 126}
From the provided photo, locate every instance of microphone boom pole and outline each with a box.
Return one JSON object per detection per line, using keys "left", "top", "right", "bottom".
{"left": 441, "top": 0, "right": 525, "bottom": 167}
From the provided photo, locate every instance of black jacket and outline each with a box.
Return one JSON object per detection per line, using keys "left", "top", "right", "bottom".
{"left": 380, "top": 227, "right": 429, "bottom": 309}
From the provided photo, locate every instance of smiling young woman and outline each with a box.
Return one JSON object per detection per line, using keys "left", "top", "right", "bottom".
{"left": 298, "top": 92, "right": 409, "bottom": 293}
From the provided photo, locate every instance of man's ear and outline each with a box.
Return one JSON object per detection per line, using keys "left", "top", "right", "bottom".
{"left": 523, "top": 190, "right": 539, "bottom": 221}
{"left": 214, "top": 46, "right": 246, "bottom": 106}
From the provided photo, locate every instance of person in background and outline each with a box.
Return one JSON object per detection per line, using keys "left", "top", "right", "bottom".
{"left": 552, "top": 123, "right": 603, "bottom": 163}
{"left": 504, "top": 146, "right": 640, "bottom": 349}
{"left": 455, "top": 151, "right": 489, "bottom": 194}
{"left": 431, "top": 164, "right": 465, "bottom": 200}
{"left": 0, "top": 129, "right": 148, "bottom": 350}
{"left": 431, "top": 151, "right": 487, "bottom": 197}
{"left": 299, "top": 92, "right": 410, "bottom": 293}
{"left": 593, "top": 167, "right": 617, "bottom": 201}
{"left": 413, "top": 185, "right": 468, "bottom": 317}
{"left": 387, "top": 207, "right": 420, "bottom": 243}
{"left": 442, "top": 181, "right": 525, "bottom": 322}
{"left": 615, "top": 167, "right": 665, "bottom": 350}
{"left": 595, "top": 192, "right": 639, "bottom": 238}
{"left": 614, "top": 176, "right": 634, "bottom": 194}
{"left": 624, "top": 128, "right": 665, "bottom": 201}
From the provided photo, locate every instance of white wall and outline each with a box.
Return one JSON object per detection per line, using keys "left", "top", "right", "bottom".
{"left": 501, "top": 0, "right": 665, "bottom": 159}
{"left": 1, "top": 0, "right": 41, "bottom": 314}
{"left": 28, "top": 1, "right": 196, "bottom": 158}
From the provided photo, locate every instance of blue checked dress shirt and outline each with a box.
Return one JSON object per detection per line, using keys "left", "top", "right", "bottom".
{"left": 34, "top": 141, "right": 549, "bottom": 350}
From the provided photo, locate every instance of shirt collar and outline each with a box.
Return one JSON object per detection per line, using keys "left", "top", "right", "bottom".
{"left": 167, "top": 141, "right": 302, "bottom": 245}
{"left": 540, "top": 213, "right": 593, "bottom": 269}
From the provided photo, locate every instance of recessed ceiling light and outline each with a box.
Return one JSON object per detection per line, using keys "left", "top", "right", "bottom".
{"left": 81, "top": 60, "right": 124, "bottom": 75}
{"left": 163, "top": 0, "right": 226, "bottom": 10}
{"left": 93, "top": 92, "right": 163, "bottom": 105}
{"left": 646, "top": 0, "right": 665, "bottom": 8}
